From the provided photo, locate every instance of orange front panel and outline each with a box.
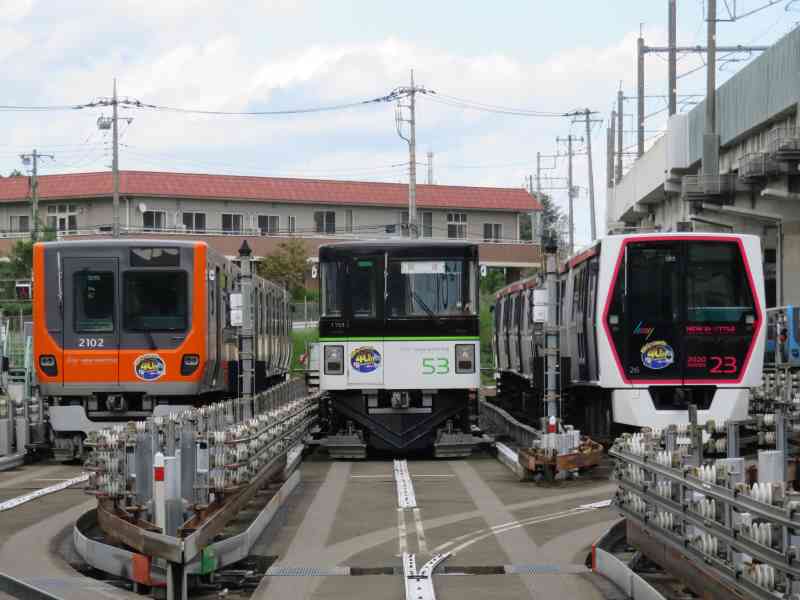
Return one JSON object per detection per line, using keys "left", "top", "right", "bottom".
{"left": 33, "top": 244, "right": 62, "bottom": 385}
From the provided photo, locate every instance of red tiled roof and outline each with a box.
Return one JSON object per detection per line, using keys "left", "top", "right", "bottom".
{"left": 0, "top": 171, "right": 541, "bottom": 212}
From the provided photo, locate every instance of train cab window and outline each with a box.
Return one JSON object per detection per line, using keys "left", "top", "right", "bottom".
{"left": 124, "top": 271, "right": 188, "bottom": 331}
{"left": 74, "top": 271, "right": 114, "bottom": 332}
{"left": 387, "top": 260, "right": 477, "bottom": 317}
{"left": 321, "top": 261, "right": 345, "bottom": 317}
{"left": 686, "top": 242, "right": 754, "bottom": 323}
{"left": 351, "top": 259, "right": 378, "bottom": 318}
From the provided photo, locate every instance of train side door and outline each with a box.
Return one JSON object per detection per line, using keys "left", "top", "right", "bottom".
{"left": 623, "top": 242, "right": 683, "bottom": 381}
{"left": 347, "top": 255, "right": 384, "bottom": 385}
{"left": 62, "top": 258, "right": 119, "bottom": 385}
{"left": 585, "top": 258, "right": 599, "bottom": 380}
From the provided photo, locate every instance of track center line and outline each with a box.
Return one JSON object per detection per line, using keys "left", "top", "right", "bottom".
{"left": 397, "top": 507, "right": 408, "bottom": 556}
{"left": 413, "top": 507, "right": 429, "bottom": 554}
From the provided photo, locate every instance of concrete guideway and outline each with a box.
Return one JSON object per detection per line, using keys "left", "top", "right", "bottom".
{"left": 252, "top": 453, "right": 620, "bottom": 600}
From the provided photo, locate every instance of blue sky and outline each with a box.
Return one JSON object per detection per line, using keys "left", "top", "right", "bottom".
{"left": 1, "top": 0, "right": 798, "bottom": 246}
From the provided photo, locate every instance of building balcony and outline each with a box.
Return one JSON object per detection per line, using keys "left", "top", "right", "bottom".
{"left": 739, "top": 152, "right": 782, "bottom": 181}
{"left": 767, "top": 126, "right": 800, "bottom": 161}
{"left": 681, "top": 174, "right": 735, "bottom": 204}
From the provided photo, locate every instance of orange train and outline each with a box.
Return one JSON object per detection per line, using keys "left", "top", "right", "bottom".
{"left": 33, "top": 239, "right": 291, "bottom": 458}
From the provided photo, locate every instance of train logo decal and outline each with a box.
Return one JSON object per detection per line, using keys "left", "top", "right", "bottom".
{"left": 633, "top": 321, "right": 655, "bottom": 340}
{"left": 640, "top": 341, "right": 674, "bottom": 370}
{"left": 134, "top": 354, "right": 166, "bottom": 381}
{"left": 351, "top": 346, "right": 381, "bottom": 373}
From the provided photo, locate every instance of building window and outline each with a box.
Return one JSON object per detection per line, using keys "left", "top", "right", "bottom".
{"left": 222, "top": 213, "right": 243, "bottom": 233}
{"left": 447, "top": 212, "right": 467, "bottom": 239}
{"left": 258, "top": 215, "right": 279, "bottom": 234}
{"left": 314, "top": 211, "right": 336, "bottom": 234}
{"left": 288, "top": 215, "right": 296, "bottom": 233}
{"left": 402, "top": 211, "right": 433, "bottom": 238}
{"left": 182, "top": 212, "right": 206, "bottom": 232}
{"left": 45, "top": 203, "right": 78, "bottom": 233}
{"left": 10, "top": 215, "right": 29, "bottom": 233}
{"left": 142, "top": 210, "right": 166, "bottom": 231}
{"left": 345, "top": 209, "right": 353, "bottom": 233}
{"left": 483, "top": 223, "right": 503, "bottom": 242}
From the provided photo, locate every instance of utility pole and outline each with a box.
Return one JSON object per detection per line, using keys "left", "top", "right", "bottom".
{"left": 608, "top": 111, "right": 616, "bottom": 189}
{"left": 426, "top": 151, "right": 433, "bottom": 185}
{"left": 616, "top": 90, "right": 624, "bottom": 183}
{"left": 19, "top": 150, "right": 54, "bottom": 242}
{"left": 668, "top": 0, "right": 677, "bottom": 116}
{"left": 395, "top": 70, "right": 429, "bottom": 238}
{"left": 637, "top": 34, "right": 646, "bottom": 157}
{"left": 95, "top": 79, "right": 136, "bottom": 238}
{"left": 556, "top": 134, "right": 582, "bottom": 255}
{"left": 704, "top": 0, "right": 720, "bottom": 178}
{"left": 112, "top": 79, "right": 120, "bottom": 238}
{"left": 536, "top": 152, "right": 542, "bottom": 196}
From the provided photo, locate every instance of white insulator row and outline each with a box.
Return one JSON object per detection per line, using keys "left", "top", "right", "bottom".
{"left": 625, "top": 492, "right": 646, "bottom": 514}
{"left": 697, "top": 463, "right": 718, "bottom": 484}
{"left": 745, "top": 563, "right": 776, "bottom": 591}
{"left": 656, "top": 479, "right": 672, "bottom": 499}
{"left": 656, "top": 450, "right": 673, "bottom": 468}
{"left": 749, "top": 482, "right": 775, "bottom": 506}
{"left": 695, "top": 497, "right": 716, "bottom": 520}
{"left": 694, "top": 533, "right": 718, "bottom": 556}
{"left": 654, "top": 511, "right": 674, "bottom": 531}
{"left": 748, "top": 522, "right": 774, "bottom": 548}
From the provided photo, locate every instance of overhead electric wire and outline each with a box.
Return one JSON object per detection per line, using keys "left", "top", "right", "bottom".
{"left": 422, "top": 92, "right": 568, "bottom": 117}
{"left": 115, "top": 91, "right": 404, "bottom": 116}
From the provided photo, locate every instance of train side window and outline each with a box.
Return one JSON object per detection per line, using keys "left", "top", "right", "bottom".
{"left": 74, "top": 271, "right": 114, "bottom": 332}
{"left": 352, "top": 259, "right": 378, "bottom": 318}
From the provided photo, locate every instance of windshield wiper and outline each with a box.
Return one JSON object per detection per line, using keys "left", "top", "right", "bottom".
{"left": 411, "top": 291, "right": 444, "bottom": 326}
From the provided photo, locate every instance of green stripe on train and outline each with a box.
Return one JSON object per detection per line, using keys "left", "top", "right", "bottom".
{"left": 318, "top": 336, "right": 480, "bottom": 342}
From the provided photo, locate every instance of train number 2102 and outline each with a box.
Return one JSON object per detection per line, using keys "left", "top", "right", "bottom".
{"left": 422, "top": 357, "right": 449, "bottom": 374}
{"left": 78, "top": 338, "right": 105, "bottom": 348}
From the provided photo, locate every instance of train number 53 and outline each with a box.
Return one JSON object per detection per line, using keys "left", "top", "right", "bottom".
{"left": 422, "top": 357, "right": 449, "bottom": 374}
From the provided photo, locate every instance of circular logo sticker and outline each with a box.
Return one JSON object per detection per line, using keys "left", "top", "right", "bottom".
{"left": 134, "top": 354, "right": 166, "bottom": 381}
{"left": 351, "top": 347, "right": 381, "bottom": 373}
{"left": 641, "top": 341, "right": 674, "bottom": 370}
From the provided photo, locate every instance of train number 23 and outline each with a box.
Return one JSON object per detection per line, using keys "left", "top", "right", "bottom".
{"left": 422, "top": 357, "right": 449, "bottom": 375}
{"left": 709, "top": 355, "right": 737, "bottom": 374}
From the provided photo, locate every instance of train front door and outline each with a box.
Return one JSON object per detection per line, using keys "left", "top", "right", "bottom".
{"left": 62, "top": 258, "right": 120, "bottom": 386}
{"left": 623, "top": 242, "right": 683, "bottom": 382}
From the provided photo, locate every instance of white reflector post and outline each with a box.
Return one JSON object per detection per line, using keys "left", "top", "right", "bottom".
{"left": 153, "top": 451, "right": 166, "bottom": 534}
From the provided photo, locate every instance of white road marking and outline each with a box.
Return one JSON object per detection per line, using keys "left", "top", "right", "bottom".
{"left": 0, "top": 474, "right": 89, "bottom": 512}
{"left": 397, "top": 508, "right": 408, "bottom": 556}
{"left": 351, "top": 474, "right": 455, "bottom": 479}
{"left": 413, "top": 507, "right": 429, "bottom": 554}
{"left": 578, "top": 499, "right": 612, "bottom": 509}
{"left": 448, "top": 508, "right": 594, "bottom": 556}
{"left": 393, "top": 459, "right": 417, "bottom": 509}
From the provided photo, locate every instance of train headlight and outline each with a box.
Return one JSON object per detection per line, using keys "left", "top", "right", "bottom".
{"left": 181, "top": 354, "right": 201, "bottom": 375}
{"left": 39, "top": 354, "right": 57, "bottom": 376}
{"left": 324, "top": 345, "right": 344, "bottom": 375}
{"left": 455, "top": 344, "right": 475, "bottom": 374}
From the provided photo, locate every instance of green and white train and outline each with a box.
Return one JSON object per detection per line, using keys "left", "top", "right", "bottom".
{"left": 317, "top": 240, "right": 480, "bottom": 454}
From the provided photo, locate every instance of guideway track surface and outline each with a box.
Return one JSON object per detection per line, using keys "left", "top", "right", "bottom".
{"left": 0, "top": 461, "right": 142, "bottom": 600}
{"left": 252, "top": 452, "right": 620, "bottom": 600}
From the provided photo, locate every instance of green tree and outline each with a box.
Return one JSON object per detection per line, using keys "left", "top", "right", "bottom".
{"left": 257, "top": 238, "right": 309, "bottom": 298}
{"left": 6, "top": 169, "right": 24, "bottom": 177}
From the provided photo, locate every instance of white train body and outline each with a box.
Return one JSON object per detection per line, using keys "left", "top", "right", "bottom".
{"left": 494, "top": 233, "right": 765, "bottom": 433}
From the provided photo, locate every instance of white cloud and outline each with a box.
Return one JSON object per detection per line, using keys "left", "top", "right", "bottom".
{"left": 0, "top": 0, "right": 33, "bottom": 22}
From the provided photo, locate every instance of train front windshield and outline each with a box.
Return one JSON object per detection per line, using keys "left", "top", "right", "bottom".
{"left": 387, "top": 260, "right": 477, "bottom": 317}
{"left": 608, "top": 240, "right": 759, "bottom": 381}
{"left": 321, "top": 257, "right": 478, "bottom": 318}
